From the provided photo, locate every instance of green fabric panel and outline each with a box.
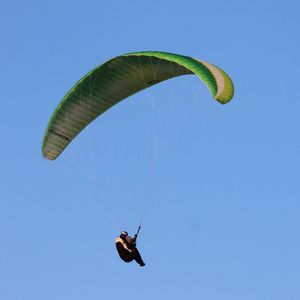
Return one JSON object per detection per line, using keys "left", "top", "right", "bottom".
{"left": 42, "top": 51, "right": 234, "bottom": 160}
{"left": 127, "top": 51, "right": 218, "bottom": 97}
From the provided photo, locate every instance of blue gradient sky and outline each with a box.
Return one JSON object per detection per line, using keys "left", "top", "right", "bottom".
{"left": 1, "top": 0, "right": 300, "bottom": 299}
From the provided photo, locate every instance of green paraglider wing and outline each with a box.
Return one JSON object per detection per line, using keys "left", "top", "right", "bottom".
{"left": 42, "top": 51, "right": 234, "bottom": 160}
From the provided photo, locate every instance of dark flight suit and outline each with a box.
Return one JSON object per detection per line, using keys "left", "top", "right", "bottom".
{"left": 115, "top": 233, "right": 145, "bottom": 266}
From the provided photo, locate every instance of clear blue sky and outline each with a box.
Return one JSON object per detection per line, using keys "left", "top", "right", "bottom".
{"left": 1, "top": 0, "right": 300, "bottom": 299}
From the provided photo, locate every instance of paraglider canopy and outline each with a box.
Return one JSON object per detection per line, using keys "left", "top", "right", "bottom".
{"left": 42, "top": 51, "right": 234, "bottom": 160}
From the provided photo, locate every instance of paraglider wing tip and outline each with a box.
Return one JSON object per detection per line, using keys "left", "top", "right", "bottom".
{"left": 42, "top": 150, "right": 58, "bottom": 161}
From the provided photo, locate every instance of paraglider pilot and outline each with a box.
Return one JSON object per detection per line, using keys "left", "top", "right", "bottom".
{"left": 115, "top": 230, "right": 145, "bottom": 267}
